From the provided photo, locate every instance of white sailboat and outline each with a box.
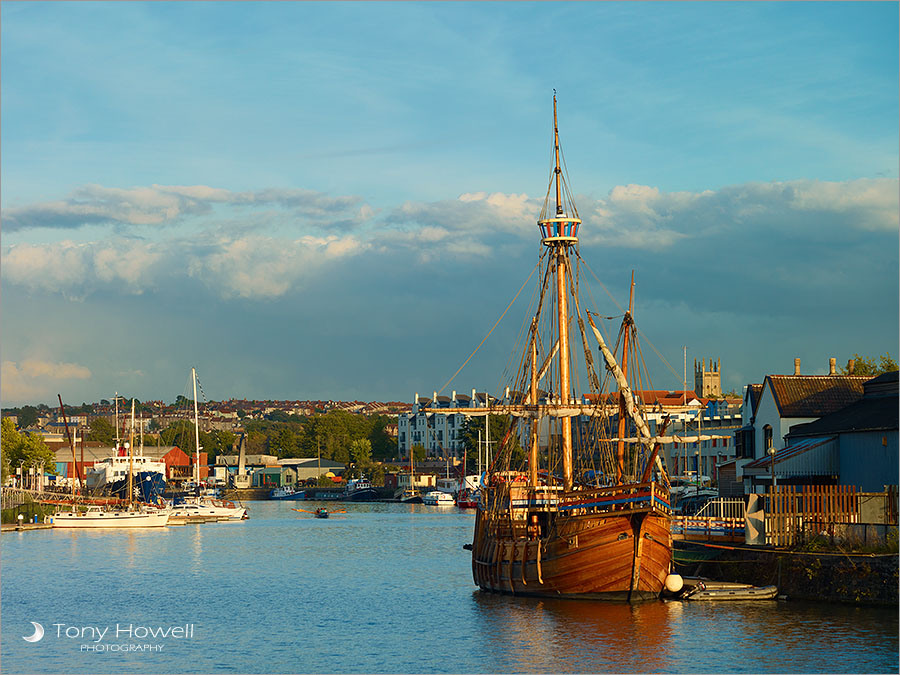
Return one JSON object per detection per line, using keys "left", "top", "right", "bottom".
{"left": 169, "top": 368, "right": 247, "bottom": 521}
{"left": 53, "top": 399, "right": 170, "bottom": 529}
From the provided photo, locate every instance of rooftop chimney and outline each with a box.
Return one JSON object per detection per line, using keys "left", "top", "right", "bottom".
{"left": 847, "top": 359, "right": 856, "bottom": 375}
{"left": 829, "top": 358, "right": 836, "bottom": 375}
{"left": 794, "top": 358, "right": 801, "bottom": 376}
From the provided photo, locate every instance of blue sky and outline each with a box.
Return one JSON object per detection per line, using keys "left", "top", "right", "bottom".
{"left": 2, "top": 1, "right": 898, "bottom": 407}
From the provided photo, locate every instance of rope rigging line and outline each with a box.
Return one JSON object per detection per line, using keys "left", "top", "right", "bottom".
{"left": 576, "top": 248, "right": 690, "bottom": 389}
{"left": 437, "top": 258, "right": 541, "bottom": 397}
{"left": 573, "top": 250, "right": 626, "bottom": 315}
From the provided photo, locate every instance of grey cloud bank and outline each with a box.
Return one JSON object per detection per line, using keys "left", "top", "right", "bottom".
{"left": 1, "top": 177, "right": 896, "bottom": 406}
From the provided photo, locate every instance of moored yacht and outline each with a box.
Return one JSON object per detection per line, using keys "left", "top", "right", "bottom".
{"left": 168, "top": 498, "right": 247, "bottom": 521}
{"left": 52, "top": 505, "right": 170, "bottom": 528}
{"left": 423, "top": 490, "right": 455, "bottom": 506}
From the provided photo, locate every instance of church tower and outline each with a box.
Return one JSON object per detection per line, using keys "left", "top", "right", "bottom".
{"left": 694, "top": 358, "right": 722, "bottom": 398}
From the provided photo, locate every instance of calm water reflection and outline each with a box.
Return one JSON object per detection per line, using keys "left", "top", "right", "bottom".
{"left": 2, "top": 501, "right": 896, "bottom": 674}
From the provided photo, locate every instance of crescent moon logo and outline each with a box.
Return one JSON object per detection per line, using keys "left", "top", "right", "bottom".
{"left": 23, "top": 621, "right": 44, "bottom": 642}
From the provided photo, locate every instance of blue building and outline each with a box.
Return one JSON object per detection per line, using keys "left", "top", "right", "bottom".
{"left": 743, "top": 370, "right": 898, "bottom": 492}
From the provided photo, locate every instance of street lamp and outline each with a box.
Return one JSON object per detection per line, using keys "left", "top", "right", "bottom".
{"left": 768, "top": 445, "right": 777, "bottom": 493}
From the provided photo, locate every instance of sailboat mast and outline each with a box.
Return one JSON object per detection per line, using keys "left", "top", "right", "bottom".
{"left": 615, "top": 272, "right": 635, "bottom": 483}
{"left": 128, "top": 399, "right": 135, "bottom": 509}
{"left": 58, "top": 395, "right": 78, "bottom": 500}
{"left": 192, "top": 367, "right": 201, "bottom": 488}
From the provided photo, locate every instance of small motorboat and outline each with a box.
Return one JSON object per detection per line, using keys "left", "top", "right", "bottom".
{"left": 292, "top": 507, "right": 346, "bottom": 518}
{"left": 678, "top": 578, "right": 779, "bottom": 601}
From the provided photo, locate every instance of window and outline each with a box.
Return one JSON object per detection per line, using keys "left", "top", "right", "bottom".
{"left": 763, "top": 425, "right": 773, "bottom": 453}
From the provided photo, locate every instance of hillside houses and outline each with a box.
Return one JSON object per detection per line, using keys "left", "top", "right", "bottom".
{"left": 9, "top": 397, "right": 411, "bottom": 440}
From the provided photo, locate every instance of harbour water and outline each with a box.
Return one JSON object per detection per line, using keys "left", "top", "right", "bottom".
{"left": 2, "top": 501, "right": 897, "bottom": 674}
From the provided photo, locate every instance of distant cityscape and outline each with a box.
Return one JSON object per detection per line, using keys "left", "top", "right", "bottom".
{"left": 3, "top": 354, "right": 896, "bottom": 499}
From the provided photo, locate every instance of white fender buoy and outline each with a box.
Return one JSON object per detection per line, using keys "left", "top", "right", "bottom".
{"left": 665, "top": 574, "right": 684, "bottom": 593}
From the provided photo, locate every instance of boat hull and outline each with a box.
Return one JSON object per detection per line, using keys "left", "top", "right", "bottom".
{"left": 169, "top": 498, "right": 247, "bottom": 520}
{"left": 343, "top": 488, "right": 378, "bottom": 502}
{"left": 52, "top": 510, "right": 169, "bottom": 528}
{"left": 471, "top": 481, "right": 672, "bottom": 602}
{"left": 270, "top": 489, "right": 305, "bottom": 500}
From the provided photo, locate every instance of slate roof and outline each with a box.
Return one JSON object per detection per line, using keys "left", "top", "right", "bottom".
{"left": 767, "top": 375, "right": 868, "bottom": 418}
{"left": 745, "top": 384, "right": 764, "bottom": 417}
{"left": 787, "top": 371, "right": 898, "bottom": 438}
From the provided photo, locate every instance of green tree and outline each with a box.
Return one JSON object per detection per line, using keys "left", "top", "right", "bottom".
{"left": 350, "top": 438, "right": 373, "bottom": 467}
{"left": 841, "top": 352, "right": 898, "bottom": 377}
{"left": 271, "top": 427, "right": 299, "bottom": 458}
{"left": 459, "top": 414, "right": 523, "bottom": 466}
{"left": 198, "top": 429, "right": 236, "bottom": 462}
{"left": 411, "top": 444, "right": 427, "bottom": 463}
{"left": 309, "top": 410, "right": 369, "bottom": 463}
{"left": 160, "top": 420, "right": 197, "bottom": 453}
{"left": 16, "top": 405, "right": 39, "bottom": 429}
{"left": 1, "top": 417, "right": 58, "bottom": 482}
{"left": 86, "top": 417, "right": 117, "bottom": 445}
{"left": 367, "top": 462, "right": 386, "bottom": 486}
{"left": 368, "top": 415, "right": 395, "bottom": 461}
{"left": 246, "top": 430, "right": 268, "bottom": 455}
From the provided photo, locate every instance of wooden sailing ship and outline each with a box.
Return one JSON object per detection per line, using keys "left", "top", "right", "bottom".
{"left": 426, "top": 94, "right": 675, "bottom": 601}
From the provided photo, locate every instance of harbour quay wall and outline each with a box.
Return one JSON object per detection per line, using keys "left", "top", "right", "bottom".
{"left": 697, "top": 546, "right": 899, "bottom": 606}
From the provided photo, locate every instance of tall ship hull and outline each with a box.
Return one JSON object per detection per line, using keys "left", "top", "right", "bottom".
{"left": 472, "top": 480, "right": 671, "bottom": 600}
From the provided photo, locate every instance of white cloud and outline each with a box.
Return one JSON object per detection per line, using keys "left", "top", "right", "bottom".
{"left": 1, "top": 359, "right": 92, "bottom": 403}
{"left": 2, "top": 239, "right": 162, "bottom": 298}
{"left": 786, "top": 179, "right": 899, "bottom": 232}
{"left": 3, "top": 184, "right": 372, "bottom": 231}
{"left": 20, "top": 359, "right": 91, "bottom": 379}
{"left": 187, "top": 234, "right": 366, "bottom": 299}
{"left": 3, "top": 177, "right": 895, "bottom": 302}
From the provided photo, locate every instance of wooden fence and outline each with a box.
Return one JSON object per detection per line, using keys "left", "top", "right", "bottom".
{"left": 765, "top": 485, "right": 859, "bottom": 547}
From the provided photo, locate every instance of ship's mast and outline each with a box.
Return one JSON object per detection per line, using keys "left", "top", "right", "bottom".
{"left": 538, "top": 92, "right": 581, "bottom": 492}
{"left": 528, "top": 321, "right": 539, "bottom": 486}
{"left": 615, "top": 273, "right": 635, "bottom": 483}
{"left": 553, "top": 99, "right": 563, "bottom": 216}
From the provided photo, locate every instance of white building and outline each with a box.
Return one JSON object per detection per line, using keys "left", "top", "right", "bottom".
{"left": 397, "top": 389, "right": 498, "bottom": 459}
{"left": 729, "top": 358, "right": 868, "bottom": 494}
